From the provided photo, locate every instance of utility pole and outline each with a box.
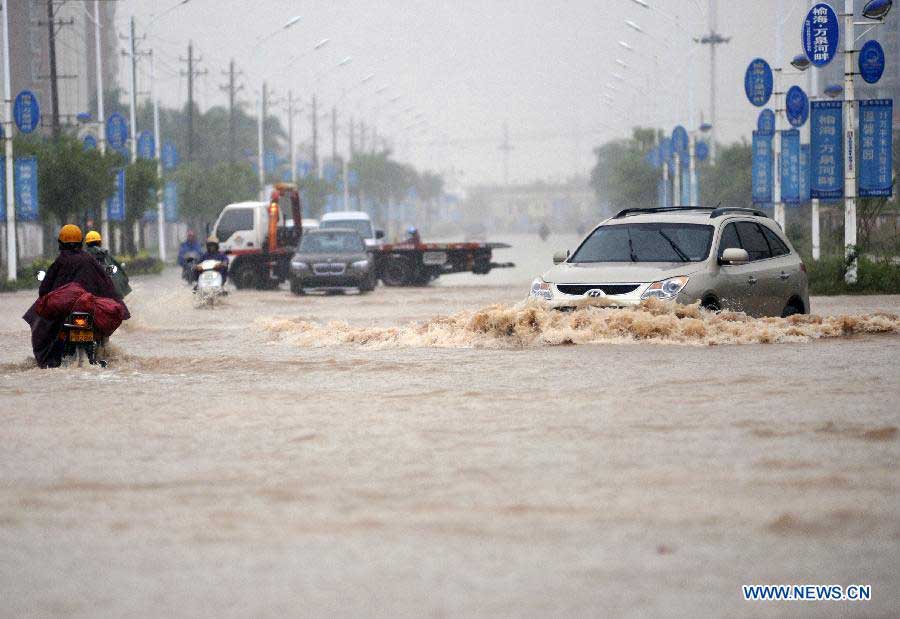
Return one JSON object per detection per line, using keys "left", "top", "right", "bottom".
{"left": 93, "top": 0, "right": 108, "bottom": 244}
{"left": 331, "top": 106, "right": 338, "bottom": 164}
{"left": 3, "top": 0, "right": 17, "bottom": 280}
{"left": 842, "top": 0, "right": 857, "bottom": 283}
{"left": 219, "top": 59, "right": 243, "bottom": 163}
{"left": 128, "top": 16, "right": 138, "bottom": 163}
{"left": 499, "top": 121, "right": 513, "bottom": 186}
{"left": 699, "top": 0, "right": 730, "bottom": 165}
{"left": 349, "top": 116, "right": 356, "bottom": 156}
{"left": 43, "top": 1, "right": 64, "bottom": 138}
{"left": 288, "top": 90, "right": 297, "bottom": 184}
{"left": 311, "top": 95, "right": 318, "bottom": 177}
{"left": 359, "top": 121, "right": 366, "bottom": 153}
{"left": 257, "top": 81, "right": 266, "bottom": 198}
{"left": 179, "top": 41, "right": 207, "bottom": 163}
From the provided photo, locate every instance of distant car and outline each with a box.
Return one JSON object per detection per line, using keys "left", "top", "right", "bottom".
{"left": 529, "top": 207, "right": 809, "bottom": 317}
{"left": 289, "top": 228, "right": 376, "bottom": 294}
{"left": 319, "top": 211, "right": 384, "bottom": 249}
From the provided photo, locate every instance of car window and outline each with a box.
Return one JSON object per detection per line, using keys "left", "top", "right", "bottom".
{"left": 735, "top": 222, "right": 772, "bottom": 261}
{"left": 570, "top": 223, "right": 714, "bottom": 263}
{"left": 761, "top": 226, "right": 790, "bottom": 257}
{"left": 215, "top": 208, "right": 254, "bottom": 241}
{"left": 300, "top": 232, "right": 365, "bottom": 253}
{"left": 321, "top": 219, "right": 373, "bottom": 238}
{"left": 718, "top": 223, "right": 741, "bottom": 255}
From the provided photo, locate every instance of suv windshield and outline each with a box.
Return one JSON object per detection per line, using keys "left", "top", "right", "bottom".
{"left": 320, "top": 219, "right": 373, "bottom": 239}
{"left": 300, "top": 232, "right": 365, "bottom": 254}
{"left": 571, "top": 222, "right": 714, "bottom": 263}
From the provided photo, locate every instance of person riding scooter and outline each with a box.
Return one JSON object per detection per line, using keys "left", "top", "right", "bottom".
{"left": 194, "top": 236, "right": 229, "bottom": 285}
{"left": 405, "top": 226, "right": 421, "bottom": 245}
{"left": 84, "top": 230, "right": 131, "bottom": 298}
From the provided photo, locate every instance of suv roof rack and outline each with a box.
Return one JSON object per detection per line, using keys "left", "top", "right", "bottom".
{"left": 613, "top": 206, "right": 714, "bottom": 219}
{"left": 708, "top": 207, "right": 768, "bottom": 219}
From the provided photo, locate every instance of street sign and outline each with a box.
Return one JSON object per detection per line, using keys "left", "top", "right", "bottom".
{"left": 672, "top": 126, "right": 688, "bottom": 153}
{"left": 646, "top": 147, "right": 662, "bottom": 168}
{"left": 786, "top": 86, "right": 810, "bottom": 128}
{"left": 13, "top": 90, "right": 41, "bottom": 134}
{"left": 858, "top": 99, "right": 893, "bottom": 197}
{"left": 858, "top": 40, "right": 886, "bottom": 84}
{"left": 810, "top": 100, "right": 843, "bottom": 199}
{"left": 803, "top": 3, "right": 839, "bottom": 67}
{"left": 800, "top": 144, "right": 811, "bottom": 202}
{"left": 744, "top": 58, "right": 773, "bottom": 107}
{"left": 264, "top": 151, "right": 278, "bottom": 174}
{"left": 695, "top": 141, "right": 709, "bottom": 162}
{"left": 106, "top": 113, "right": 129, "bottom": 151}
{"left": 108, "top": 168, "right": 126, "bottom": 222}
{"left": 162, "top": 141, "right": 179, "bottom": 171}
{"left": 14, "top": 157, "right": 39, "bottom": 221}
{"left": 137, "top": 131, "right": 155, "bottom": 160}
{"left": 757, "top": 109, "right": 775, "bottom": 135}
{"left": 164, "top": 181, "right": 178, "bottom": 222}
{"left": 752, "top": 131, "right": 773, "bottom": 204}
{"left": 781, "top": 129, "right": 801, "bottom": 203}
{"left": 660, "top": 137, "right": 673, "bottom": 162}
{"left": 82, "top": 134, "right": 98, "bottom": 151}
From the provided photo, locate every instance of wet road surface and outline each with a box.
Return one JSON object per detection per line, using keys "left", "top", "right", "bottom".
{"left": 1, "top": 235, "right": 898, "bottom": 617}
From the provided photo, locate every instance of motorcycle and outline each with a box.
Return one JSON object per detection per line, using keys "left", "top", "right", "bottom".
{"left": 36, "top": 269, "right": 109, "bottom": 367}
{"left": 194, "top": 259, "right": 227, "bottom": 307}
{"left": 182, "top": 250, "right": 200, "bottom": 283}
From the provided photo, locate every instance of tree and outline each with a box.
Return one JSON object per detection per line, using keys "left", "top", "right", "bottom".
{"left": 173, "top": 161, "right": 258, "bottom": 232}
{"left": 590, "top": 128, "right": 658, "bottom": 211}
{"left": 123, "top": 159, "right": 160, "bottom": 254}
{"left": 697, "top": 140, "right": 752, "bottom": 209}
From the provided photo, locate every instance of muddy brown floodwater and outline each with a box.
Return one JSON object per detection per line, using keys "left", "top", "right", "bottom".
{"left": 1, "top": 234, "right": 899, "bottom": 617}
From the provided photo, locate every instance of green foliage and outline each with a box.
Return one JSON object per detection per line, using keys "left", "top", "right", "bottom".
{"left": 589, "top": 128, "right": 658, "bottom": 209}
{"left": 805, "top": 254, "right": 900, "bottom": 295}
{"left": 298, "top": 174, "right": 335, "bottom": 219}
{"left": 697, "top": 141, "right": 752, "bottom": 208}
{"left": 173, "top": 161, "right": 258, "bottom": 227}
{"left": 114, "top": 251, "right": 165, "bottom": 275}
{"left": 13, "top": 134, "right": 120, "bottom": 226}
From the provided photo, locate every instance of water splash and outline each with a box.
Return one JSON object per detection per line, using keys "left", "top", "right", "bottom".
{"left": 256, "top": 299, "right": 900, "bottom": 349}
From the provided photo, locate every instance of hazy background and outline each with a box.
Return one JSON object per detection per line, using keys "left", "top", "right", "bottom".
{"left": 118, "top": 1, "right": 814, "bottom": 184}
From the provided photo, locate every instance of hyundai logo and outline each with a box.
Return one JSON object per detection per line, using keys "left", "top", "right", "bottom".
{"left": 587, "top": 289, "right": 606, "bottom": 297}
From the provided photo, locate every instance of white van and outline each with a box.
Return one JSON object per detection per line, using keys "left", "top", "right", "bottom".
{"left": 319, "top": 211, "right": 384, "bottom": 248}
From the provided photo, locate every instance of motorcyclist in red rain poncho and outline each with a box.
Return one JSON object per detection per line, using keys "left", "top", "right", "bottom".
{"left": 22, "top": 224, "right": 129, "bottom": 367}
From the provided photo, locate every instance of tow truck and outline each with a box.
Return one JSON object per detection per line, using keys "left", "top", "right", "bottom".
{"left": 212, "top": 185, "right": 514, "bottom": 289}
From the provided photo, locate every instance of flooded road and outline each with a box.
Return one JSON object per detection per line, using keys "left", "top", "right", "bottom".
{"left": 1, "top": 235, "right": 899, "bottom": 617}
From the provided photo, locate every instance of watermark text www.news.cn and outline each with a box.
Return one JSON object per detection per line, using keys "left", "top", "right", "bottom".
{"left": 743, "top": 584, "right": 871, "bottom": 602}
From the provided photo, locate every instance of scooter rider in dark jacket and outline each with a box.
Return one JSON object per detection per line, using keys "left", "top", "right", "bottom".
{"left": 195, "top": 235, "right": 229, "bottom": 285}
{"left": 84, "top": 230, "right": 131, "bottom": 298}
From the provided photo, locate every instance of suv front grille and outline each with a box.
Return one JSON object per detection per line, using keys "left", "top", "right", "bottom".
{"left": 556, "top": 284, "right": 640, "bottom": 296}
{"left": 313, "top": 263, "right": 346, "bottom": 275}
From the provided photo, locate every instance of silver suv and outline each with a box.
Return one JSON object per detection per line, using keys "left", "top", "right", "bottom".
{"left": 530, "top": 207, "right": 809, "bottom": 317}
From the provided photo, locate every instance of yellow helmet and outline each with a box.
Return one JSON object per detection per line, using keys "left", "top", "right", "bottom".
{"left": 206, "top": 235, "right": 220, "bottom": 244}
{"left": 58, "top": 224, "right": 83, "bottom": 244}
{"left": 85, "top": 230, "right": 102, "bottom": 244}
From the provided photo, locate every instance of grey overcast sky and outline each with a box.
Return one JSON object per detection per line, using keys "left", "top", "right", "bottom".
{"left": 116, "top": 1, "right": 816, "bottom": 185}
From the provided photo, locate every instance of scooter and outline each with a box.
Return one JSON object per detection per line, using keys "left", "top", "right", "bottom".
{"left": 182, "top": 251, "right": 200, "bottom": 283}
{"left": 194, "top": 259, "right": 227, "bottom": 307}
{"left": 36, "top": 269, "right": 110, "bottom": 367}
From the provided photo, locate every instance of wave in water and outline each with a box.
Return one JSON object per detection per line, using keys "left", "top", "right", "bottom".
{"left": 256, "top": 299, "right": 900, "bottom": 348}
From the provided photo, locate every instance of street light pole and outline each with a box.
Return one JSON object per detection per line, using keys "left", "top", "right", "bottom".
{"left": 2, "top": 0, "right": 16, "bottom": 280}
{"left": 151, "top": 51, "right": 166, "bottom": 262}
{"left": 843, "top": 0, "right": 858, "bottom": 283}
{"left": 258, "top": 81, "right": 266, "bottom": 200}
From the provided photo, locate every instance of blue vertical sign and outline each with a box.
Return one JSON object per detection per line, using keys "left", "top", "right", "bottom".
{"left": 799, "top": 144, "right": 811, "bottom": 202}
{"left": 781, "top": 129, "right": 801, "bottom": 204}
{"left": 752, "top": 131, "right": 773, "bottom": 204}
{"left": 14, "top": 157, "right": 39, "bottom": 221}
{"left": 162, "top": 141, "right": 179, "bottom": 171}
{"left": 137, "top": 131, "right": 155, "bottom": 160}
{"left": 0, "top": 157, "right": 4, "bottom": 222}
{"left": 164, "top": 181, "right": 178, "bottom": 222}
{"left": 681, "top": 166, "right": 691, "bottom": 205}
{"left": 803, "top": 3, "right": 840, "bottom": 67}
{"left": 83, "top": 134, "right": 98, "bottom": 151}
{"left": 744, "top": 58, "right": 773, "bottom": 107}
{"left": 810, "top": 100, "right": 843, "bottom": 199}
{"left": 108, "top": 168, "right": 126, "bottom": 222}
{"left": 106, "top": 113, "right": 129, "bottom": 152}
{"left": 13, "top": 91, "right": 41, "bottom": 134}
{"left": 858, "top": 99, "right": 893, "bottom": 197}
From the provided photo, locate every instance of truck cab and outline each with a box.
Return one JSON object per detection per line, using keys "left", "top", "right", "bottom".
{"left": 319, "top": 211, "right": 384, "bottom": 249}
{"left": 212, "top": 201, "right": 270, "bottom": 253}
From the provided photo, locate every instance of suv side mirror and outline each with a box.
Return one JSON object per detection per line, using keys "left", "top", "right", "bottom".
{"left": 553, "top": 250, "right": 569, "bottom": 264}
{"left": 375, "top": 229, "right": 385, "bottom": 240}
{"left": 719, "top": 247, "right": 750, "bottom": 266}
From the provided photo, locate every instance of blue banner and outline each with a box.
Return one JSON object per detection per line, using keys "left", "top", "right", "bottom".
{"left": 803, "top": 3, "right": 839, "bottom": 67}
{"left": 137, "top": 131, "right": 155, "bottom": 160}
{"left": 752, "top": 131, "right": 773, "bottom": 204}
{"left": 14, "top": 157, "right": 39, "bottom": 221}
{"left": 781, "top": 129, "right": 801, "bottom": 203}
{"left": 108, "top": 168, "right": 126, "bottom": 222}
{"left": 681, "top": 165, "right": 690, "bottom": 205}
{"left": 785, "top": 86, "right": 809, "bottom": 128}
{"left": 164, "top": 181, "right": 178, "bottom": 222}
{"left": 106, "top": 113, "right": 129, "bottom": 151}
{"left": 13, "top": 90, "right": 40, "bottom": 134}
{"left": 859, "top": 40, "right": 886, "bottom": 84}
{"left": 162, "top": 141, "right": 179, "bottom": 171}
{"left": 757, "top": 109, "right": 775, "bottom": 135}
{"left": 810, "top": 100, "right": 843, "bottom": 199}
{"left": 0, "top": 157, "right": 4, "bottom": 222}
{"left": 800, "top": 144, "right": 811, "bottom": 202}
{"left": 83, "top": 134, "right": 98, "bottom": 151}
{"left": 745, "top": 58, "right": 773, "bottom": 107}
{"left": 858, "top": 99, "right": 893, "bottom": 197}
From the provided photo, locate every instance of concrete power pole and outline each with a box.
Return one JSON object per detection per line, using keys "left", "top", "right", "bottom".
{"left": 499, "top": 121, "right": 513, "bottom": 186}
{"left": 179, "top": 42, "right": 207, "bottom": 163}
{"left": 219, "top": 59, "right": 243, "bottom": 163}
{"left": 699, "top": 0, "right": 730, "bottom": 165}
{"left": 331, "top": 106, "right": 338, "bottom": 165}
{"left": 311, "top": 95, "right": 318, "bottom": 177}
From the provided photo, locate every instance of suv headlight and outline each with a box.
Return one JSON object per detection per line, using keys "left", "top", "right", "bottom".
{"left": 641, "top": 276, "right": 689, "bottom": 300}
{"left": 530, "top": 277, "right": 553, "bottom": 301}
{"left": 351, "top": 260, "right": 369, "bottom": 270}
{"left": 291, "top": 259, "right": 308, "bottom": 271}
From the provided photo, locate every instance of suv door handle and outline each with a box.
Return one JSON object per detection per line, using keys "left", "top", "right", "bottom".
{"left": 779, "top": 271, "right": 790, "bottom": 280}
{"left": 747, "top": 276, "right": 758, "bottom": 285}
